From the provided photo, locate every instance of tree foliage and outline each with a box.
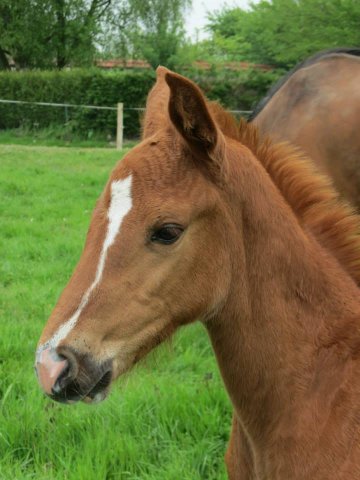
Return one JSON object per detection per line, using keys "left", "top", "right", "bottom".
{"left": 206, "top": 0, "right": 360, "bottom": 67}
{"left": 132, "top": 0, "right": 191, "bottom": 68}
{"left": 0, "top": 0, "right": 111, "bottom": 69}
{"left": 99, "top": 0, "right": 191, "bottom": 69}
{"left": 1, "top": 0, "right": 359, "bottom": 72}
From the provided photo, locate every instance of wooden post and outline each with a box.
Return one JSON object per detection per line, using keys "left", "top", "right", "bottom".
{"left": 116, "top": 102, "right": 123, "bottom": 150}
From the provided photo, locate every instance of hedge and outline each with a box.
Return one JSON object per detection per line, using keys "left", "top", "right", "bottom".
{"left": 0, "top": 67, "right": 281, "bottom": 138}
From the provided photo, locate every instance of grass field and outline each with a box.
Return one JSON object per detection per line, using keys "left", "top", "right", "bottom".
{"left": 0, "top": 143, "right": 231, "bottom": 479}
{"left": 0, "top": 127, "right": 139, "bottom": 149}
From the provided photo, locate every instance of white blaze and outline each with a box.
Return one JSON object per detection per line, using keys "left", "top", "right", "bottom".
{"left": 40, "top": 175, "right": 133, "bottom": 351}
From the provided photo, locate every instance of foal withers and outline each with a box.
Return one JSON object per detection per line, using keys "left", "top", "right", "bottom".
{"left": 36, "top": 67, "right": 360, "bottom": 479}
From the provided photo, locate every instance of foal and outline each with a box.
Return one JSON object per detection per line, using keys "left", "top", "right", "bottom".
{"left": 36, "top": 67, "right": 360, "bottom": 479}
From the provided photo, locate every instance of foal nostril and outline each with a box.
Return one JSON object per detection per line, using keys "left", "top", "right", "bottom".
{"left": 36, "top": 346, "right": 72, "bottom": 396}
{"left": 51, "top": 363, "right": 71, "bottom": 395}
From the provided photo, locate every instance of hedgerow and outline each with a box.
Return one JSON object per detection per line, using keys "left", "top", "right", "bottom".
{"left": 0, "top": 67, "right": 281, "bottom": 138}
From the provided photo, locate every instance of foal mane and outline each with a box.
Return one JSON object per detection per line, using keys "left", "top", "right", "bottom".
{"left": 209, "top": 102, "right": 360, "bottom": 286}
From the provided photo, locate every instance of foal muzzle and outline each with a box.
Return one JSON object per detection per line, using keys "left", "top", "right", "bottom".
{"left": 35, "top": 346, "right": 112, "bottom": 404}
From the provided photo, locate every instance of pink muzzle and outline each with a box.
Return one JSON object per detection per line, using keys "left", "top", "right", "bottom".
{"left": 35, "top": 347, "right": 68, "bottom": 395}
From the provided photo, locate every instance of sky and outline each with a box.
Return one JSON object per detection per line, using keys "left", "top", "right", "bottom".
{"left": 186, "top": 0, "right": 253, "bottom": 40}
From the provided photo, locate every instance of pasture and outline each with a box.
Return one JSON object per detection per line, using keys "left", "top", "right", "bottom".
{"left": 0, "top": 144, "right": 230, "bottom": 479}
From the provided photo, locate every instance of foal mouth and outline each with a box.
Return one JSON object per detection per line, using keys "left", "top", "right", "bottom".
{"left": 48, "top": 356, "right": 113, "bottom": 405}
{"left": 82, "top": 370, "right": 113, "bottom": 404}
{"left": 53, "top": 369, "right": 112, "bottom": 405}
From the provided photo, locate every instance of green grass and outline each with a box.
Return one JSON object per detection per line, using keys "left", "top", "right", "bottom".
{"left": 0, "top": 127, "right": 138, "bottom": 149}
{"left": 0, "top": 143, "right": 231, "bottom": 479}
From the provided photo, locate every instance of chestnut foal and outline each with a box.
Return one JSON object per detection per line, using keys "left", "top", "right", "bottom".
{"left": 36, "top": 68, "right": 360, "bottom": 479}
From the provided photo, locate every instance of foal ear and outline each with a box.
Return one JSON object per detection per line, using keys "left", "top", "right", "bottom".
{"left": 165, "top": 71, "right": 223, "bottom": 159}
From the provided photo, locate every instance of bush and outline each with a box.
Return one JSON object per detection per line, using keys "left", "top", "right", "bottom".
{"left": 0, "top": 69, "right": 155, "bottom": 138}
{"left": 0, "top": 67, "right": 282, "bottom": 138}
{"left": 187, "top": 66, "right": 282, "bottom": 111}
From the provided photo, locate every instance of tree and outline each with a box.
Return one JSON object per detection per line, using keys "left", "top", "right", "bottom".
{"left": 0, "top": 0, "right": 47, "bottom": 69}
{"left": 99, "top": 0, "right": 191, "bottom": 69}
{"left": 51, "top": 0, "right": 113, "bottom": 68}
{"left": 132, "top": 0, "right": 191, "bottom": 68}
{"left": 0, "top": 0, "right": 112, "bottom": 69}
{"left": 205, "top": 0, "right": 360, "bottom": 68}
{"left": 97, "top": 1, "right": 139, "bottom": 61}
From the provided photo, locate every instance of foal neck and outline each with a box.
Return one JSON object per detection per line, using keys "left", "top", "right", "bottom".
{"left": 206, "top": 140, "right": 360, "bottom": 468}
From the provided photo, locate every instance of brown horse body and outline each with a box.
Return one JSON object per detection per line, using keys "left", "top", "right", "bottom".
{"left": 252, "top": 48, "right": 360, "bottom": 209}
{"left": 36, "top": 68, "right": 360, "bottom": 479}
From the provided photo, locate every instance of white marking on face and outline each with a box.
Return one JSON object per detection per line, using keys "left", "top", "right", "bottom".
{"left": 38, "top": 175, "right": 133, "bottom": 355}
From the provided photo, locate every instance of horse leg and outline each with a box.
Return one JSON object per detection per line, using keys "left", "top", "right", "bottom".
{"left": 225, "top": 413, "right": 255, "bottom": 480}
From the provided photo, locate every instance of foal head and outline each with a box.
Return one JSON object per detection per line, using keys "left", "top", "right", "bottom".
{"left": 35, "top": 68, "right": 235, "bottom": 404}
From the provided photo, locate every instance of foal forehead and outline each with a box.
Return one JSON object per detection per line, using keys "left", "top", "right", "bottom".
{"left": 113, "top": 137, "right": 193, "bottom": 189}
{"left": 94, "top": 138, "right": 217, "bottom": 231}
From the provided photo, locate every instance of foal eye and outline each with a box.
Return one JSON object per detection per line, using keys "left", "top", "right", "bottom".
{"left": 151, "top": 224, "right": 184, "bottom": 245}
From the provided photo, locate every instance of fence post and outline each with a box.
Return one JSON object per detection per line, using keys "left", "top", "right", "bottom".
{"left": 64, "top": 105, "right": 69, "bottom": 124}
{"left": 116, "top": 103, "right": 123, "bottom": 150}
